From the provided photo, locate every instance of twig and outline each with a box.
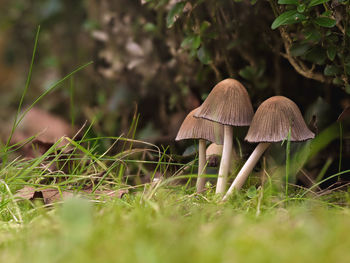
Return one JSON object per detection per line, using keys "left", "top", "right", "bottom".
{"left": 268, "top": 0, "right": 329, "bottom": 83}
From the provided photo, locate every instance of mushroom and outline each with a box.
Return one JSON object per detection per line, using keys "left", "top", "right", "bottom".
{"left": 194, "top": 78, "right": 254, "bottom": 194}
{"left": 223, "top": 96, "right": 315, "bottom": 201}
{"left": 206, "top": 142, "right": 239, "bottom": 170}
{"left": 206, "top": 143, "right": 223, "bottom": 167}
{"left": 176, "top": 107, "right": 223, "bottom": 192}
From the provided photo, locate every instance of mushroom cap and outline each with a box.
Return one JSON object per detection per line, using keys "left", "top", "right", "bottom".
{"left": 245, "top": 96, "right": 315, "bottom": 143}
{"left": 206, "top": 143, "right": 223, "bottom": 158}
{"left": 175, "top": 107, "right": 224, "bottom": 144}
{"left": 194, "top": 78, "right": 254, "bottom": 126}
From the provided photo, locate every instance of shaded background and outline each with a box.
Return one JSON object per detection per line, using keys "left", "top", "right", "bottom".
{"left": 0, "top": 0, "right": 349, "bottom": 184}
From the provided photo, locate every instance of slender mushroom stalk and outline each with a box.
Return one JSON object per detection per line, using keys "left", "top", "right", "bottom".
{"left": 175, "top": 107, "right": 224, "bottom": 193}
{"left": 196, "top": 139, "right": 207, "bottom": 192}
{"left": 222, "top": 96, "right": 315, "bottom": 201}
{"left": 216, "top": 126, "right": 233, "bottom": 194}
{"left": 194, "top": 79, "right": 254, "bottom": 194}
{"left": 223, "top": 142, "right": 270, "bottom": 201}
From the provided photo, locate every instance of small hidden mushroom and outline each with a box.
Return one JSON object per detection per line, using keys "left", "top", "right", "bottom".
{"left": 194, "top": 78, "right": 254, "bottom": 194}
{"left": 223, "top": 96, "right": 315, "bottom": 201}
{"left": 206, "top": 143, "right": 224, "bottom": 167}
{"left": 176, "top": 107, "right": 223, "bottom": 192}
{"left": 206, "top": 142, "right": 239, "bottom": 171}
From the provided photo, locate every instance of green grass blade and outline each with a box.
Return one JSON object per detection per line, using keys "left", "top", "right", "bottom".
{"left": 16, "top": 61, "right": 93, "bottom": 127}
{"left": 285, "top": 127, "right": 291, "bottom": 199}
{"left": 5, "top": 26, "right": 41, "bottom": 150}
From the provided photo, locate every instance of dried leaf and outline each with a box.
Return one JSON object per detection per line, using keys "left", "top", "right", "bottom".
{"left": 15, "top": 187, "right": 74, "bottom": 205}
{"left": 15, "top": 186, "right": 37, "bottom": 200}
{"left": 12, "top": 107, "right": 73, "bottom": 146}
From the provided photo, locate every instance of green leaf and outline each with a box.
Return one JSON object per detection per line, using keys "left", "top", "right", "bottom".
{"left": 278, "top": 0, "right": 298, "bottom": 4}
{"left": 322, "top": 10, "right": 332, "bottom": 17}
{"left": 346, "top": 29, "right": 350, "bottom": 37}
{"left": 324, "top": 65, "right": 341, "bottom": 76}
{"left": 192, "top": 35, "right": 201, "bottom": 49}
{"left": 305, "top": 46, "right": 327, "bottom": 65}
{"left": 297, "top": 3, "right": 306, "bottom": 12}
{"left": 345, "top": 55, "right": 350, "bottom": 64}
{"left": 239, "top": 65, "right": 265, "bottom": 81}
{"left": 332, "top": 77, "right": 344, "bottom": 86}
{"left": 304, "top": 28, "right": 321, "bottom": 42}
{"left": 239, "top": 66, "right": 255, "bottom": 81}
{"left": 327, "top": 34, "right": 339, "bottom": 42}
{"left": 314, "top": 17, "right": 337, "bottom": 28}
{"left": 345, "top": 84, "right": 350, "bottom": 94}
{"left": 200, "top": 21, "right": 211, "bottom": 34}
{"left": 327, "top": 46, "right": 337, "bottom": 61}
{"left": 181, "top": 36, "right": 194, "bottom": 48}
{"left": 309, "top": 0, "right": 331, "bottom": 7}
{"left": 345, "top": 64, "right": 350, "bottom": 75}
{"left": 289, "top": 43, "right": 311, "bottom": 56}
{"left": 197, "top": 46, "right": 212, "bottom": 64}
{"left": 246, "top": 186, "right": 257, "bottom": 198}
{"left": 271, "top": 10, "right": 306, "bottom": 30}
{"left": 166, "top": 1, "right": 186, "bottom": 28}
{"left": 181, "top": 35, "right": 201, "bottom": 50}
{"left": 143, "top": 22, "right": 157, "bottom": 33}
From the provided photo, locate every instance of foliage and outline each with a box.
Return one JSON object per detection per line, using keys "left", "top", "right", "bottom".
{"left": 270, "top": 0, "right": 350, "bottom": 93}
{"left": 146, "top": 0, "right": 350, "bottom": 94}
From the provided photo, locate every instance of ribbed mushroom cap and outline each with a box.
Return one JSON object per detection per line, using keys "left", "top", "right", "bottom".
{"left": 194, "top": 78, "right": 254, "bottom": 126}
{"left": 175, "top": 107, "right": 224, "bottom": 144}
{"left": 245, "top": 96, "right": 315, "bottom": 143}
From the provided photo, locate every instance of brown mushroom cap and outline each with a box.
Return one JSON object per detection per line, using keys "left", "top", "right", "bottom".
{"left": 175, "top": 107, "right": 224, "bottom": 144}
{"left": 194, "top": 78, "right": 254, "bottom": 126}
{"left": 245, "top": 96, "right": 315, "bottom": 143}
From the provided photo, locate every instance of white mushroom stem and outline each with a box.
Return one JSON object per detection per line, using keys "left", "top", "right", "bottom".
{"left": 196, "top": 139, "right": 207, "bottom": 192}
{"left": 223, "top": 142, "right": 271, "bottom": 201}
{"left": 216, "top": 125, "right": 233, "bottom": 194}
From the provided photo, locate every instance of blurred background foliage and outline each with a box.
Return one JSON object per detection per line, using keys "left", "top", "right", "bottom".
{"left": 0, "top": 0, "right": 349, "bottom": 182}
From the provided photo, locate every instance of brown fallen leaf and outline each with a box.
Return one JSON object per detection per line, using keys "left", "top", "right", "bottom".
{"left": 15, "top": 186, "right": 128, "bottom": 205}
{"left": 15, "top": 186, "right": 38, "bottom": 200}
{"left": 15, "top": 107, "right": 74, "bottom": 144}
{"left": 15, "top": 186, "right": 73, "bottom": 205}
{"left": 5, "top": 107, "right": 78, "bottom": 160}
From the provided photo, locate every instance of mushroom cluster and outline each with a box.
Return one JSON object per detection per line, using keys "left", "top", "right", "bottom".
{"left": 176, "top": 80, "right": 315, "bottom": 199}
{"left": 175, "top": 107, "right": 223, "bottom": 192}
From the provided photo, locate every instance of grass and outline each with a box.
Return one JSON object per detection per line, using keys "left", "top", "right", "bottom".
{"left": 1, "top": 184, "right": 350, "bottom": 263}
{"left": 1, "top": 133, "right": 350, "bottom": 263}
{"left": 1, "top": 129, "right": 350, "bottom": 263}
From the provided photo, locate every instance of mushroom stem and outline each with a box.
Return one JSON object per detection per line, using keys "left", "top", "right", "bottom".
{"left": 223, "top": 142, "right": 271, "bottom": 201}
{"left": 216, "top": 125, "right": 233, "bottom": 194}
{"left": 196, "top": 139, "right": 207, "bottom": 192}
